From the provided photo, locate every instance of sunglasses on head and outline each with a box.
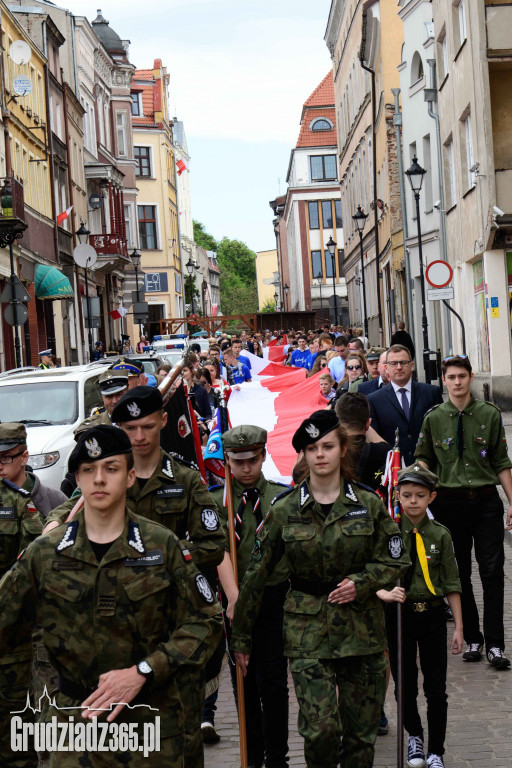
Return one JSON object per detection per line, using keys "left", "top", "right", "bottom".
{"left": 442, "top": 354, "right": 468, "bottom": 363}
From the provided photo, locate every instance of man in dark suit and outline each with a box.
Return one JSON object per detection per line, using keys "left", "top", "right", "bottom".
{"left": 368, "top": 344, "right": 443, "bottom": 465}
{"left": 358, "top": 350, "right": 388, "bottom": 395}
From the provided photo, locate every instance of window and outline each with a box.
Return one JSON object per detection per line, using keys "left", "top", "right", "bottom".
{"left": 310, "top": 154, "right": 337, "bottom": 182}
{"left": 335, "top": 200, "right": 342, "bottom": 227}
{"left": 460, "top": 111, "right": 475, "bottom": 190}
{"left": 134, "top": 146, "right": 152, "bottom": 177}
{"left": 325, "top": 250, "right": 335, "bottom": 279}
{"left": 422, "top": 134, "right": 433, "bottom": 211}
{"left": 308, "top": 201, "right": 319, "bottom": 229}
{"left": 310, "top": 118, "right": 332, "bottom": 131}
{"left": 454, "top": 0, "right": 467, "bottom": 50}
{"left": 410, "top": 52, "right": 424, "bottom": 85}
{"left": 138, "top": 205, "right": 157, "bottom": 249}
{"left": 322, "top": 201, "right": 333, "bottom": 229}
{"left": 444, "top": 138, "right": 456, "bottom": 207}
{"left": 311, "top": 250, "right": 323, "bottom": 279}
{"left": 116, "top": 112, "right": 127, "bottom": 157}
{"left": 131, "top": 92, "right": 142, "bottom": 116}
{"left": 124, "top": 203, "right": 136, "bottom": 248}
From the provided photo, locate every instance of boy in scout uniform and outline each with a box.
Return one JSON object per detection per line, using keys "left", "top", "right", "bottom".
{"left": 211, "top": 425, "right": 290, "bottom": 768}
{"left": 0, "top": 425, "right": 222, "bottom": 767}
{"left": 46, "top": 387, "right": 224, "bottom": 768}
{"left": 379, "top": 463, "right": 462, "bottom": 768}
{"left": 415, "top": 355, "right": 512, "bottom": 669}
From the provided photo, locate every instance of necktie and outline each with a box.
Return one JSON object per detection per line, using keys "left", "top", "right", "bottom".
{"left": 398, "top": 387, "right": 410, "bottom": 420}
{"left": 234, "top": 488, "right": 261, "bottom": 547}
{"left": 404, "top": 527, "right": 436, "bottom": 595}
{"left": 456, "top": 411, "right": 464, "bottom": 457}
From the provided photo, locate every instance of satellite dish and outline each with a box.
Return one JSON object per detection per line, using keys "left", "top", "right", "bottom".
{"left": 89, "top": 193, "right": 103, "bottom": 210}
{"left": 9, "top": 41, "right": 31, "bottom": 65}
{"left": 73, "top": 244, "right": 97, "bottom": 269}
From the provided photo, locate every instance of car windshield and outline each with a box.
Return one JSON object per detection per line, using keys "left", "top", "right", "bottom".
{"left": 0, "top": 381, "right": 78, "bottom": 425}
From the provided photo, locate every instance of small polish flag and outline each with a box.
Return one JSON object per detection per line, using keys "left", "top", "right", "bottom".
{"left": 109, "top": 306, "right": 128, "bottom": 320}
{"left": 56, "top": 205, "right": 73, "bottom": 225}
{"left": 176, "top": 159, "right": 187, "bottom": 175}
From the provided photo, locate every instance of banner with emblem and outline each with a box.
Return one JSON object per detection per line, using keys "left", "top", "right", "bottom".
{"left": 204, "top": 408, "right": 230, "bottom": 478}
{"left": 161, "top": 384, "right": 200, "bottom": 467}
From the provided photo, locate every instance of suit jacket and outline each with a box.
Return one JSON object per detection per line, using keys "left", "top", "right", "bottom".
{"left": 368, "top": 380, "right": 443, "bottom": 466}
{"left": 358, "top": 378, "right": 381, "bottom": 396}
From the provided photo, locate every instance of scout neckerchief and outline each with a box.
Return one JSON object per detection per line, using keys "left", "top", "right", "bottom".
{"left": 234, "top": 488, "right": 261, "bottom": 547}
{"left": 404, "top": 526, "right": 436, "bottom": 595}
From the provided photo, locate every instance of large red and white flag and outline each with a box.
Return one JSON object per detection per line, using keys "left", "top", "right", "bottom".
{"left": 109, "top": 306, "right": 128, "bottom": 320}
{"left": 227, "top": 354, "right": 327, "bottom": 482}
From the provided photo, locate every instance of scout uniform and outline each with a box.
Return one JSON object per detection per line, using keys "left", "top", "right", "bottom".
{"left": 385, "top": 464, "right": 461, "bottom": 768}
{"left": 415, "top": 396, "right": 512, "bottom": 667}
{"left": 0, "top": 426, "right": 222, "bottom": 768}
{"left": 212, "top": 425, "right": 290, "bottom": 768}
{"left": 231, "top": 410, "right": 410, "bottom": 768}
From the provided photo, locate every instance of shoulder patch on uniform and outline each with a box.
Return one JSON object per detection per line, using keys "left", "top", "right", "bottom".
{"left": 195, "top": 573, "right": 214, "bottom": 603}
{"left": 270, "top": 486, "right": 295, "bottom": 506}
{"left": 201, "top": 508, "right": 219, "bottom": 531}
{"left": 169, "top": 452, "right": 200, "bottom": 472}
{"left": 181, "top": 547, "right": 193, "bottom": 563}
{"left": 128, "top": 520, "right": 145, "bottom": 554}
{"left": 388, "top": 534, "right": 404, "bottom": 560}
{"left": 353, "top": 480, "right": 380, "bottom": 497}
{"left": 56, "top": 520, "right": 79, "bottom": 552}
{"left": 423, "top": 403, "right": 442, "bottom": 419}
{"left": 1, "top": 478, "right": 30, "bottom": 497}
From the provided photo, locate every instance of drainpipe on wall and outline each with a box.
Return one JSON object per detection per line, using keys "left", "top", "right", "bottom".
{"left": 391, "top": 88, "right": 415, "bottom": 343}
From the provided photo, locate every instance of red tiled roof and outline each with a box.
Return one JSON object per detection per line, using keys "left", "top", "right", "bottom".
{"left": 303, "top": 71, "right": 334, "bottom": 108}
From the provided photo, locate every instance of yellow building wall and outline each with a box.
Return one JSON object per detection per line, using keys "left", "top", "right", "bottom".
{"left": 1, "top": 6, "right": 51, "bottom": 217}
{"left": 256, "top": 249, "right": 278, "bottom": 310}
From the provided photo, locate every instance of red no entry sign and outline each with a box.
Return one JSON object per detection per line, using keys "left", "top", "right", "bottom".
{"left": 425, "top": 260, "right": 453, "bottom": 288}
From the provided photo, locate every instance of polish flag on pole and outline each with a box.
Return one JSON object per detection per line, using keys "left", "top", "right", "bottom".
{"left": 176, "top": 159, "right": 187, "bottom": 175}
{"left": 56, "top": 205, "right": 73, "bottom": 225}
{"left": 226, "top": 353, "right": 327, "bottom": 482}
{"left": 109, "top": 306, "right": 128, "bottom": 320}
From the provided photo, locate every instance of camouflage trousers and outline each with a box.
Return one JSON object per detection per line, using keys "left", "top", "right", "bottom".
{"left": 176, "top": 667, "right": 205, "bottom": 768}
{"left": 46, "top": 738, "right": 183, "bottom": 767}
{"left": 290, "top": 652, "right": 387, "bottom": 768}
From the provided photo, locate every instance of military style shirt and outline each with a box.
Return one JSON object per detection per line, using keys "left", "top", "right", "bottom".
{"left": 211, "top": 474, "right": 290, "bottom": 586}
{"left": 46, "top": 449, "right": 225, "bottom": 572}
{"left": 0, "top": 480, "right": 44, "bottom": 578}
{"left": 415, "top": 398, "right": 512, "bottom": 489}
{"left": 399, "top": 514, "right": 461, "bottom": 602}
{"left": 0, "top": 508, "right": 223, "bottom": 738}
{"left": 231, "top": 477, "right": 410, "bottom": 659}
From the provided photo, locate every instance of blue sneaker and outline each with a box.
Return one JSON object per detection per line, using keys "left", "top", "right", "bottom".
{"left": 407, "top": 734, "right": 425, "bottom": 767}
{"left": 426, "top": 755, "right": 444, "bottom": 768}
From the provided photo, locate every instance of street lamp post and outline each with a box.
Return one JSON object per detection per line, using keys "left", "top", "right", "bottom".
{"left": 283, "top": 283, "right": 289, "bottom": 312}
{"left": 185, "top": 257, "right": 199, "bottom": 315}
{"left": 76, "top": 222, "right": 93, "bottom": 361}
{"left": 315, "top": 276, "right": 324, "bottom": 313}
{"left": 352, "top": 205, "right": 369, "bottom": 340}
{"left": 274, "top": 290, "right": 279, "bottom": 311}
{"left": 130, "top": 248, "right": 142, "bottom": 335}
{"left": 405, "top": 155, "right": 430, "bottom": 382}
{"left": 325, "top": 236, "right": 338, "bottom": 325}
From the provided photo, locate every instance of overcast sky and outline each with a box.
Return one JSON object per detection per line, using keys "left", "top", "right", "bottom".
{"left": 51, "top": 0, "right": 333, "bottom": 252}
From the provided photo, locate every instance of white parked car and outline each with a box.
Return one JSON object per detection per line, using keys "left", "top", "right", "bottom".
{"left": 0, "top": 364, "right": 105, "bottom": 490}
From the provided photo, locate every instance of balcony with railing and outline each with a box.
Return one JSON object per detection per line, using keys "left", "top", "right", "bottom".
{"left": 89, "top": 233, "right": 128, "bottom": 260}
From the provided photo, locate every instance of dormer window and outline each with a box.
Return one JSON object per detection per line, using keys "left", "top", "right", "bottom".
{"left": 310, "top": 118, "right": 333, "bottom": 131}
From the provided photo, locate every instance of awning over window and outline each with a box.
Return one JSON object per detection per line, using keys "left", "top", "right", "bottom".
{"left": 35, "top": 264, "right": 74, "bottom": 300}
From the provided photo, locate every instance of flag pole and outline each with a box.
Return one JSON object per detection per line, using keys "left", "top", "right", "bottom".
{"left": 218, "top": 380, "right": 248, "bottom": 768}
{"left": 391, "top": 427, "right": 404, "bottom": 768}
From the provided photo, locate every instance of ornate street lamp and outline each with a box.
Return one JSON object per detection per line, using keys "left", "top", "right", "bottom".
{"left": 325, "top": 236, "right": 338, "bottom": 325}
{"left": 352, "top": 205, "right": 369, "bottom": 339}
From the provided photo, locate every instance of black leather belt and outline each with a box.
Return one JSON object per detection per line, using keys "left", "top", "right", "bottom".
{"left": 290, "top": 576, "right": 340, "bottom": 596}
{"left": 58, "top": 674, "right": 96, "bottom": 700}
{"left": 439, "top": 485, "right": 495, "bottom": 500}
{"left": 404, "top": 598, "right": 444, "bottom": 613}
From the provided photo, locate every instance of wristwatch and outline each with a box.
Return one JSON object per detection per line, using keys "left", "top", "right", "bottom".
{"left": 136, "top": 660, "right": 154, "bottom": 680}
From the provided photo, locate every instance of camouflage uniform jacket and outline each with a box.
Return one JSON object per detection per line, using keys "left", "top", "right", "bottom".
{"left": 0, "top": 479, "right": 44, "bottom": 578}
{"left": 211, "top": 474, "right": 290, "bottom": 585}
{"left": 46, "top": 449, "right": 225, "bottom": 572}
{"left": 0, "top": 507, "right": 223, "bottom": 737}
{"left": 231, "top": 477, "right": 410, "bottom": 659}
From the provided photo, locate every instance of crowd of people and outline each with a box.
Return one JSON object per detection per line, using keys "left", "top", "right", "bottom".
{"left": 0, "top": 322, "right": 511, "bottom": 768}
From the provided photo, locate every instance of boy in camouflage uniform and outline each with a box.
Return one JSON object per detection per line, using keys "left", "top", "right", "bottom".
{"left": 0, "top": 425, "right": 222, "bottom": 767}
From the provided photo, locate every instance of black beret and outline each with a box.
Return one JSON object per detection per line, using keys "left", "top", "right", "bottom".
{"left": 292, "top": 410, "right": 339, "bottom": 453}
{"left": 111, "top": 386, "right": 163, "bottom": 423}
{"left": 68, "top": 425, "right": 132, "bottom": 472}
